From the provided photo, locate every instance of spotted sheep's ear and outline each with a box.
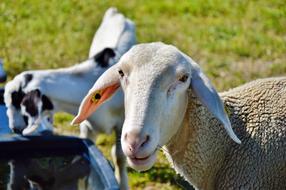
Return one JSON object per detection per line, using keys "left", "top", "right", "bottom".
{"left": 72, "top": 65, "right": 120, "bottom": 125}
{"left": 186, "top": 57, "right": 241, "bottom": 144}
{"left": 94, "top": 48, "right": 116, "bottom": 67}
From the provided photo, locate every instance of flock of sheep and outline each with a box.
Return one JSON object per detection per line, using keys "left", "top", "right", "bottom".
{"left": 3, "top": 7, "right": 286, "bottom": 190}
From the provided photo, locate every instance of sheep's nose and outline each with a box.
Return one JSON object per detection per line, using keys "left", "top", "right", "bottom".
{"left": 124, "top": 132, "right": 150, "bottom": 155}
{"left": 12, "top": 127, "right": 23, "bottom": 134}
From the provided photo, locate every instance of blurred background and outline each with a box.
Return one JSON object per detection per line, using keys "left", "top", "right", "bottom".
{"left": 0, "top": 0, "right": 285, "bottom": 189}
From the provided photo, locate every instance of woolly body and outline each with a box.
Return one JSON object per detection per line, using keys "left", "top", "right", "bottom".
{"left": 166, "top": 77, "right": 286, "bottom": 189}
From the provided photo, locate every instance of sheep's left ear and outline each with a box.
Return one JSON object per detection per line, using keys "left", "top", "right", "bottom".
{"left": 189, "top": 61, "right": 241, "bottom": 144}
{"left": 71, "top": 65, "right": 120, "bottom": 125}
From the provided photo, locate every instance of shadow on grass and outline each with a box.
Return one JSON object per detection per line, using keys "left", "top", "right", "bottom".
{"left": 128, "top": 165, "right": 194, "bottom": 190}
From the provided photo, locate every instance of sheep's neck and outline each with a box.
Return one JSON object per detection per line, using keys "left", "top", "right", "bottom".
{"left": 40, "top": 61, "right": 101, "bottom": 110}
{"left": 164, "top": 94, "right": 231, "bottom": 190}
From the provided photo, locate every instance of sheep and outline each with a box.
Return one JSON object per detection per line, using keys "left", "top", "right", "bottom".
{"left": 4, "top": 7, "right": 135, "bottom": 190}
{"left": 72, "top": 42, "right": 286, "bottom": 190}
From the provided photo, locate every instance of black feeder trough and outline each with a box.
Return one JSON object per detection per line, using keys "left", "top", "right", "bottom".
{"left": 0, "top": 89, "right": 119, "bottom": 190}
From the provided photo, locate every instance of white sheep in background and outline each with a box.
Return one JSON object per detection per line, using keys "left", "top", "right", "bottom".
{"left": 73, "top": 42, "right": 286, "bottom": 190}
{"left": 4, "top": 7, "right": 135, "bottom": 190}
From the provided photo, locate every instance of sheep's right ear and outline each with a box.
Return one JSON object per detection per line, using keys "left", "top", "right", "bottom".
{"left": 189, "top": 61, "right": 241, "bottom": 144}
{"left": 71, "top": 66, "right": 120, "bottom": 125}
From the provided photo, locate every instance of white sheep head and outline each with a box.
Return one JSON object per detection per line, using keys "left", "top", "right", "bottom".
{"left": 73, "top": 42, "right": 241, "bottom": 171}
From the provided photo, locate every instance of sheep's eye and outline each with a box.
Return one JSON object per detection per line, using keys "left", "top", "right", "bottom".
{"left": 178, "top": 74, "right": 189, "bottom": 82}
{"left": 118, "top": 69, "right": 124, "bottom": 77}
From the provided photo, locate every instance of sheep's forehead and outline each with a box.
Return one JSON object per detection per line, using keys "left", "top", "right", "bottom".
{"left": 121, "top": 43, "right": 189, "bottom": 78}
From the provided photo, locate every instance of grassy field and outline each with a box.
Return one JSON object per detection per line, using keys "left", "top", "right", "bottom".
{"left": 1, "top": 0, "right": 285, "bottom": 189}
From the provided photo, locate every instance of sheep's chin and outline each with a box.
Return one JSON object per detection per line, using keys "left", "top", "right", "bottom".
{"left": 22, "top": 124, "right": 39, "bottom": 135}
{"left": 126, "top": 151, "right": 157, "bottom": 171}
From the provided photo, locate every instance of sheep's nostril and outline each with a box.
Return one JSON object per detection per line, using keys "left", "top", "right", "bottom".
{"left": 12, "top": 127, "right": 23, "bottom": 134}
{"left": 124, "top": 132, "right": 151, "bottom": 154}
{"left": 141, "top": 135, "right": 150, "bottom": 148}
{"left": 128, "top": 146, "right": 133, "bottom": 152}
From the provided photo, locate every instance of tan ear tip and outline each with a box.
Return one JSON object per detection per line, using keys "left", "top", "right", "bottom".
{"left": 71, "top": 116, "right": 81, "bottom": 125}
{"left": 232, "top": 135, "right": 241, "bottom": 144}
{"left": 235, "top": 138, "right": 242, "bottom": 144}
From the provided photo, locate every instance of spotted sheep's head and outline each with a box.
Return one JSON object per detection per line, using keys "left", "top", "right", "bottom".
{"left": 20, "top": 89, "right": 54, "bottom": 135}
{"left": 5, "top": 83, "right": 27, "bottom": 133}
{"left": 73, "top": 42, "right": 241, "bottom": 171}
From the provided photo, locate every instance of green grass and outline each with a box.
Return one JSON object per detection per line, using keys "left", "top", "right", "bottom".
{"left": 1, "top": 0, "right": 285, "bottom": 189}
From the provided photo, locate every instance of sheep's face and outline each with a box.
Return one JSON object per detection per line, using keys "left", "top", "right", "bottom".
{"left": 4, "top": 85, "right": 28, "bottom": 133}
{"left": 118, "top": 44, "right": 191, "bottom": 171}
{"left": 73, "top": 42, "right": 241, "bottom": 172}
{"left": 6, "top": 106, "right": 27, "bottom": 133}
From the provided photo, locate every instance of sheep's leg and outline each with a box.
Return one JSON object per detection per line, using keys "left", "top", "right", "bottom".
{"left": 112, "top": 127, "right": 128, "bottom": 190}
{"left": 79, "top": 120, "right": 94, "bottom": 139}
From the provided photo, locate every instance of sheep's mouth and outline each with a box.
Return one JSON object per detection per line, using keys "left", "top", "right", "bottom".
{"left": 127, "top": 150, "right": 157, "bottom": 167}
{"left": 22, "top": 123, "right": 40, "bottom": 135}
{"left": 134, "top": 155, "right": 150, "bottom": 160}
